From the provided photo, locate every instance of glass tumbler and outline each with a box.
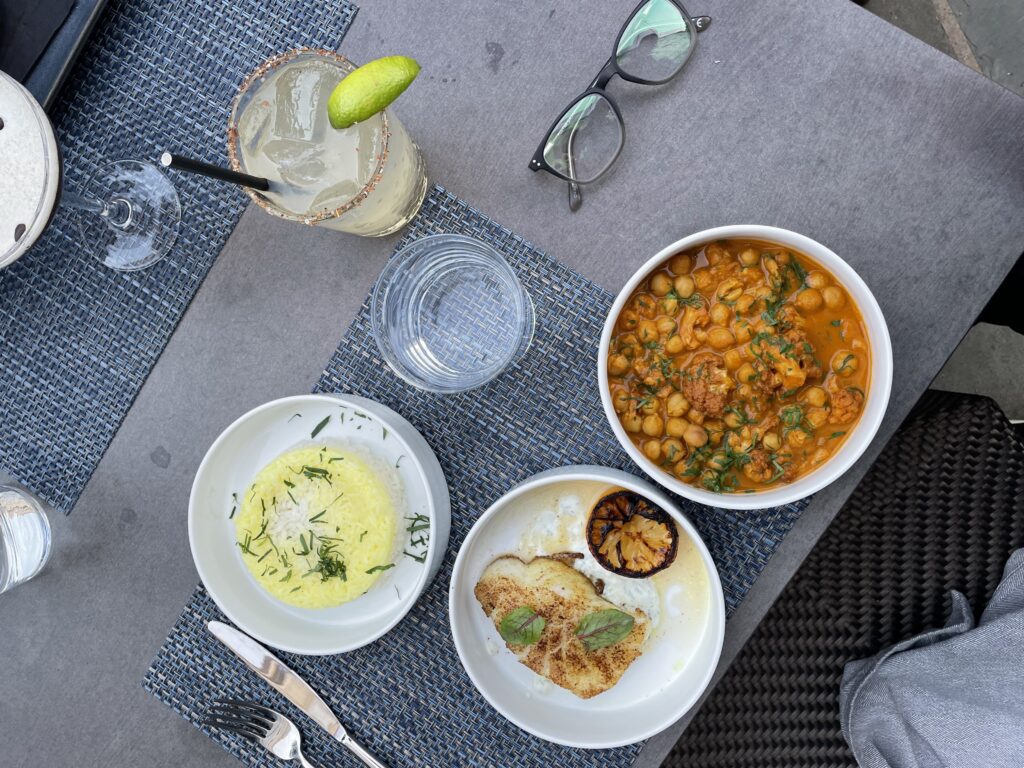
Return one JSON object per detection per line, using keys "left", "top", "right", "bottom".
{"left": 371, "top": 234, "right": 535, "bottom": 392}
{"left": 0, "top": 480, "right": 53, "bottom": 594}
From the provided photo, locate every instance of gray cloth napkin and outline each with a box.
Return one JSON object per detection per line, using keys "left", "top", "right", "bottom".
{"left": 839, "top": 548, "right": 1024, "bottom": 768}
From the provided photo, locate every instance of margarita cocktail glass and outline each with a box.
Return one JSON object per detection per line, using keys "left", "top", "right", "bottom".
{"left": 228, "top": 48, "right": 428, "bottom": 238}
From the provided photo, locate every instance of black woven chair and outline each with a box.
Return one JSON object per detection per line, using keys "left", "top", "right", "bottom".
{"left": 664, "top": 390, "right": 1024, "bottom": 768}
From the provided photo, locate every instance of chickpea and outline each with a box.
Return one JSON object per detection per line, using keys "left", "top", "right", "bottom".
{"left": 724, "top": 410, "right": 744, "bottom": 429}
{"left": 656, "top": 316, "right": 676, "bottom": 336}
{"left": 643, "top": 440, "right": 662, "bottom": 461}
{"left": 717, "top": 278, "right": 744, "bottom": 303}
{"left": 710, "top": 303, "right": 731, "bottom": 326}
{"left": 706, "top": 452, "right": 729, "bottom": 471}
{"left": 662, "top": 438, "right": 685, "bottom": 463}
{"left": 669, "top": 253, "right": 693, "bottom": 274}
{"left": 622, "top": 411, "right": 642, "bottom": 432}
{"left": 733, "top": 321, "right": 753, "bottom": 343}
{"left": 736, "top": 383, "right": 755, "bottom": 400}
{"left": 674, "top": 275, "right": 696, "bottom": 298}
{"left": 683, "top": 423, "right": 709, "bottom": 447}
{"left": 737, "top": 362, "right": 758, "bottom": 384}
{"left": 777, "top": 251, "right": 792, "bottom": 264}
{"left": 665, "top": 335, "right": 684, "bottom": 354}
{"left": 642, "top": 414, "right": 664, "bottom": 437}
{"left": 708, "top": 326, "right": 735, "bottom": 349}
{"left": 660, "top": 296, "right": 679, "bottom": 315}
{"left": 822, "top": 285, "right": 846, "bottom": 309}
{"left": 832, "top": 351, "right": 859, "bottom": 376}
{"left": 674, "top": 460, "right": 690, "bottom": 478}
{"left": 637, "top": 320, "right": 659, "bottom": 343}
{"left": 735, "top": 294, "right": 757, "bottom": 314}
{"left": 693, "top": 268, "right": 714, "bottom": 292}
{"left": 805, "top": 271, "right": 829, "bottom": 290}
{"left": 739, "top": 247, "right": 759, "bottom": 266}
{"left": 608, "top": 354, "right": 629, "bottom": 376}
{"left": 666, "top": 417, "right": 689, "bottom": 437}
{"left": 763, "top": 431, "right": 781, "bottom": 451}
{"left": 634, "top": 294, "right": 657, "bottom": 318}
{"left": 619, "top": 309, "right": 639, "bottom": 331}
{"left": 612, "top": 389, "right": 631, "bottom": 413}
{"left": 640, "top": 397, "right": 660, "bottom": 415}
{"left": 787, "top": 430, "right": 809, "bottom": 447}
{"left": 705, "top": 243, "right": 728, "bottom": 265}
{"left": 687, "top": 408, "right": 705, "bottom": 425}
{"left": 666, "top": 392, "right": 690, "bottom": 417}
{"left": 693, "top": 328, "right": 708, "bottom": 344}
{"left": 803, "top": 386, "right": 827, "bottom": 407}
{"left": 795, "top": 288, "right": 824, "bottom": 312}
{"left": 723, "top": 348, "right": 743, "bottom": 370}
{"left": 811, "top": 447, "right": 829, "bottom": 465}
{"left": 650, "top": 272, "right": 673, "bottom": 297}
{"left": 807, "top": 407, "right": 830, "bottom": 429}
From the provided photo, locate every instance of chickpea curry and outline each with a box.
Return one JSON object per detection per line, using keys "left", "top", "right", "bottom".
{"left": 607, "top": 239, "right": 870, "bottom": 493}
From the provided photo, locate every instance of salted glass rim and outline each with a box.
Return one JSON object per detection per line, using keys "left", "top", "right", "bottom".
{"left": 227, "top": 47, "right": 391, "bottom": 225}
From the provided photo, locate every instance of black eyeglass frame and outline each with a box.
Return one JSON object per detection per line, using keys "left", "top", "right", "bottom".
{"left": 528, "top": 0, "right": 710, "bottom": 188}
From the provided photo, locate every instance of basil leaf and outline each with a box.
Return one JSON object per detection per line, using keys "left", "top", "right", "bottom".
{"left": 498, "top": 607, "right": 545, "bottom": 646}
{"left": 575, "top": 609, "right": 635, "bottom": 651}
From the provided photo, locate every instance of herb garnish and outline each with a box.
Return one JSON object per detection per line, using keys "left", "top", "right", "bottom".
{"left": 309, "top": 542, "right": 347, "bottom": 582}
{"left": 499, "top": 607, "right": 546, "bottom": 646}
{"left": 366, "top": 564, "right": 395, "bottom": 575}
{"left": 575, "top": 609, "right": 635, "bottom": 651}
{"left": 310, "top": 415, "right": 330, "bottom": 439}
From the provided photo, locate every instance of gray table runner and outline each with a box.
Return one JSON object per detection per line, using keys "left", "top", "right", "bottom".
{"left": 145, "top": 186, "right": 809, "bottom": 768}
{"left": 0, "top": 0, "right": 356, "bottom": 512}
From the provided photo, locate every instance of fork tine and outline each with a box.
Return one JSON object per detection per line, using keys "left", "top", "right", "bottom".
{"left": 207, "top": 722, "right": 263, "bottom": 742}
{"left": 214, "top": 698, "right": 277, "bottom": 721}
{"left": 205, "top": 712, "right": 271, "bottom": 737}
{"left": 209, "top": 702, "right": 274, "bottom": 729}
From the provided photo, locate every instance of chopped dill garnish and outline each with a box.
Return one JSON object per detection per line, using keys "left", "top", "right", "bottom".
{"left": 310, "top": 415, "right": 330, "bottom": 439}
{"left": 366, "top": 564, "right": 395, "bottom": 574}
{"left": 309, "top": 542, "right": 347, "bottom": 582}
{"left": 309, "top": 510, "right": 327, "bottom": 523}
{"left": 288, "top": 413, "right": 302, "bottom": 422}
{"left": 403, "top": 550, "right": 427, "bottom": 564}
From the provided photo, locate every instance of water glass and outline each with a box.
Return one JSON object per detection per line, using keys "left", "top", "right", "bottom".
{"left": 371, "top": 234, "right": 535, "bottom": 392}
{"left": 0, "top": 480, "right": 53, "bottom": 594}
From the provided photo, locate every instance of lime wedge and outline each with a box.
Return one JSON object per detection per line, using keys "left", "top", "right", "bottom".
{"left": 327, "top": 55, "right": 420, "bottom": 129}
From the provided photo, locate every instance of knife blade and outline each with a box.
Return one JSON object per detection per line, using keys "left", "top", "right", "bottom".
{"left": 208, "top": 620, "right": 347, "bottom": 740}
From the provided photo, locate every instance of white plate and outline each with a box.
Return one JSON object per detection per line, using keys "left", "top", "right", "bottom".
{"left": 449, "top": 466, "right": 726, "bottom": 748}
{"left": 189, "top": 394, "right": 450, "bottom": 655}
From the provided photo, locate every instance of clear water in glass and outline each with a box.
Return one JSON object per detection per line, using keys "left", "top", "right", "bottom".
{"left": 371, "top": 234, "right": 535, "bottom": 392}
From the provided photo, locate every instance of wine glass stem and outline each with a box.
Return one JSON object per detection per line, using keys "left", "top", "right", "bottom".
{"left": 63, "top": 191, "right": 133, "bottom": 228}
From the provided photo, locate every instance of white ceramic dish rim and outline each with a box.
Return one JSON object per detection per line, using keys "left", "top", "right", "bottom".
{"left": 448, "top": 465, "right": 727, "bottom": 748}
{"left": 188, "top": 393, "right": 444, "bottom": 655}
{"left": 598, "top": 225, "right": 894, "bottom": 510}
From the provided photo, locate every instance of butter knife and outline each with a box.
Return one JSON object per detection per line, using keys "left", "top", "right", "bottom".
{"left": 208, "top": 621, "right": 388, "bottom": 768}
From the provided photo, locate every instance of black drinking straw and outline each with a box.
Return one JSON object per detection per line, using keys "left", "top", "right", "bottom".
{"left": 159, "top": 152, "right": 271, "bottom": 191}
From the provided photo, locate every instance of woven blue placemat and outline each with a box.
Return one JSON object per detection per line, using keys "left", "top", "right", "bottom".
{"left": 145, "top": 186, "right": 809, "bottom": 768}
{"left": 0, "top": 0, "right": 357, "bottom": 513}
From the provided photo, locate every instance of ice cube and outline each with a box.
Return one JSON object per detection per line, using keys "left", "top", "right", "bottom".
{"left": 273, "top": 64, "right": 330, "bottom": 141}
{"left": 309, "top": 177, "right": 362, "bottom": 210}
{"left": 238, "top": 98, "right": 272, "bottom": 156}
{"left": 262, "top": 138, "right": 327, "bottom": 187}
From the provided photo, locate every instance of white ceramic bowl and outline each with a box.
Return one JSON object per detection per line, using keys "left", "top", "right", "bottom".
{"left": 189, "top": 394, "right": 450, "bottom": 655}
{"left": 449, "top": 466, "right": 726, "bottom": 748}
{"left": 599, "top": 225, "right": 893, "bottom": 510}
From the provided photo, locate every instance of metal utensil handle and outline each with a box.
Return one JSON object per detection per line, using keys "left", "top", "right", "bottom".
{"left": 343, "top": 736, "right": 389, "bottom": 768}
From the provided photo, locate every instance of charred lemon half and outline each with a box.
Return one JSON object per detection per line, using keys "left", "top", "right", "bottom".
{"left": 586, "top": 491, "right": 678, "bottom": 578}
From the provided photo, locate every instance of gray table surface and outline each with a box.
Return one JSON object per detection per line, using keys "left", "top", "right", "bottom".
{"left": 2, "top": 0, "right": 1023, "bottom": 766}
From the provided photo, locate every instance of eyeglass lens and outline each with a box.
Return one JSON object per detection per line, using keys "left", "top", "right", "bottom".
{"left": 542, "top": 93, "right": 624, "bottom": 183}
{"left": 615, "top": 0, "right": 694, "bottom": 82}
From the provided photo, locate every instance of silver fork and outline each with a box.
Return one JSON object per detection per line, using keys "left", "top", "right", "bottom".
{"left": 205, "top": 699, "right": 322, "bottom": 768}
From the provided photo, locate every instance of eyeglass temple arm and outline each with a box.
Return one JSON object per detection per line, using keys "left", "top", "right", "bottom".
{"left": 566, "top": 122, "right": 583, "bottom": 212}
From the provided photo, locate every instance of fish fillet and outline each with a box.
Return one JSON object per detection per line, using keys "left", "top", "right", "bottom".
{"left": 474, "top": 556, "right": 650, "bottom": 699}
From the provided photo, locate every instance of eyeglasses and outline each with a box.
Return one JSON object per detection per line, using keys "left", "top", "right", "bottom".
{"left": 528, "top": 0, "right": 711, "bottom": 211}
